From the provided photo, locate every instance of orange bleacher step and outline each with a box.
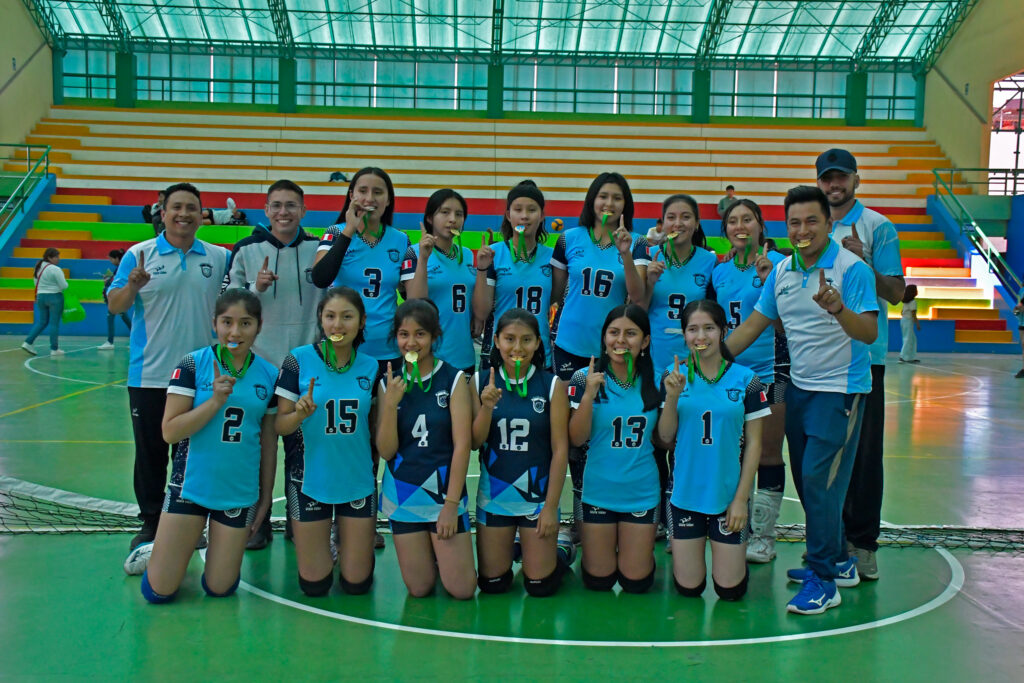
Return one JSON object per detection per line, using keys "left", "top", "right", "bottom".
{"left": 13, "top": 247, "right": 82, "bottom": 259}
{"left": 889, "top": 144, "right": 943, "bottom": 156}
{"left": 50, "top": 194, "right": 111, "bottom": 205}
{"left": 898, "top": 231, "right": 944, "bottom": 241}
{"left": 893, "top": 215, "right": 933, "bottom": 225}
{"left": 37, "top": 211, "right": 100, "bottom": 222}
{"left": 25, "top": 136, "right": 82, "bottom": 149}
{"left": 915, "top": 185, "right": 970, "bottom": 197}
{"left": 0, "top": 289, "right": 35, "bottom": 301}
{"left": 3, "top": 162, "right": 62, "bottom": 174}
{"left": 954, "top": 330, "right": 1015, "bottom": 343}
{"left": 0, "top": 311, "right": 33, "bottom": 324}
{"left": 905, "top": 267, "right": 971, "bottom": 278}
{"left": 9, "top": 149, "right": 73, "bottom": 163}
{"left": 34, "top": 123, "right": 92, "bottom": 136}
{"left": 0, "top": 267, "right": 70, "bottom": 278}
{"left": 932, "top": 307, "right": 1001, "bottom": 320}
{"left": 26, "top": 228, "right": 94, "bottom": 241}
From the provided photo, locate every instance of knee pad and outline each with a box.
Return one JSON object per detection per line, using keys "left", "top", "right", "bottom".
{"left": 201, "top": 573, "right": 240, "bottom": 598}
{"left": 524, "top": 564, "right": 564, "bottom": 598}
{"left": 673, "top": 576, "right": 706, "bottom": 598}
{"left": 617, "top": 566, "right": 655, "bottom": 594}
{"left": 580, "top": 566, "right": 617, "bottom": 592}
{"left": 339, "top": 571, "right": 374, "bottom": 595}
{"left": 140, "top": 571, "right": 177, "bottom": 604}
{"left": 713, "top": 571, "right": 749, "bottom": 602}
{"left": 477, "top": 568, "right": 514, "bottom": 594}
{"left": 298, "top": 571, "right": 333, "bottom": 597}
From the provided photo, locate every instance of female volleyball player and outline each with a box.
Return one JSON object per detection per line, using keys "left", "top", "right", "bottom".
{"left": 711, "top": 199, "right": 789, "bottom": 563}
{"left": 472, "top": 180, "right": 555, "bottom": 371}
{"left": 140, "top": 289, "right": 278, "bottom": 603}
{"left": 658, "top": 300, "right": 769, "bottom": 601}
{"left": 403, "top": 189, "right": 478, "bottom": 374}
{"left": 471, "top": 308, "right": 569, "bottom": 597}
{"left": 274, "top": 287, "right": 379, "bottom": 596}
{"left": 376, "top": 300, "right": 476, "bottom": 599}
{"left": 568, "top": 305, "right": 661, "bottom": 593}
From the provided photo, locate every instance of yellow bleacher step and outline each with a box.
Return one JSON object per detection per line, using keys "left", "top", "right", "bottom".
{"left": 34, "top": 123, "right": 92, "bottom": 136}
{"left": 50, "top": 194, "right": 111, "bottom": 205}
{"left": 13, "top": 247, "right": 82, "bottom": 259}
{"left": 25, "top": 136, "right": 82, "bottom": 149}
{"left": 916, "top": 286, "right": 986, "bottom": 299}
{"left": 37, "top": 211, "right": 100, "bottom": 222}
{"left": 916, "top": 185, "right": 970, "bottom": 196}
{"left": 955, "top": 330, "right": 1014, "bottom": 343}
{"left": 0, "top": 267, "right": 70, "bottom": 278}
{"left": 906, "top": 267, "right": 971, "bottom": 278}
{"left": 0, "top": 311, "right": 33, "bottom": 324}
{"left": 3, "top": 162, "right": 62, "bottom": 174}
{"left": 892, "top": 215, "right": 933, "bottom": 225}
{"left": 0, "top": 288, "right": 35, "bottom": 301}
{"left": 932, "top": 307, "right": 1001, "bottom": 320}
{"left": 898, "top": 231, "right": 944, "bottom": 241}
{"left": 10, "top": 149, "right": 72, "bottom": 163}
{"left": 26, "top": 228, "right": 94, "bottom": 241}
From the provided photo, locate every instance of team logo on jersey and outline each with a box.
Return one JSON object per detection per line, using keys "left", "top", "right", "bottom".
{"left": 428, "top": 265, "right": 443, "bottom": 275}
{"left": 496, "top": 267, "right": 511, "bottom": 276}
{"left": 631, "top": 510, "right": 648, "bottom": 518}
{"left": 388, "top": 249, "right": 400, "bottom": 263}
{"left": 358, "top": 376, "right": 372, "bottom": 391}
{"left": 727, "top": 388, "right": 741, "bottom": 402}
{"left": 541, "top": 265, "right": 552, "bottom": 276}
{"left": 200, "top": 263, "right": 214, "bottom": 278}
{"left": 718, "top": 517, "right": 733, "bottom": 537}
{"left": 693, "top": 273, "right": 707, "bottom": 287}
{"left": 305, "top": 268, "right": 313, "bottom": 284}
{"left": 224, "top": 508, "right": 242, "bottom": 519}
{"left": 567, "top": 247, "right": 584, "bottom": 260}
{"left": 436, "top": 390, "right": 450, "bottom": 408}
{"left": 254, "top": 384, "right": 268, "bottom": 400}
{"left": 779, "top": 284, "right": 794, "bottom": 297}
{"left": 349, "top": 496, "right": 366, "bottom": 510}
{"left": 752, "top": 275, "right": 764, "bottom": 288}
{"left": 150, "top": 264, "right": 167, "bottom": 276}
{"left": 531, "top": 397, "right": 547, "bottom": 413}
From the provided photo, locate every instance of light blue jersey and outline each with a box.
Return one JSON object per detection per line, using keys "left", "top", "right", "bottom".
{"left": 647, "top": 245, "right": 717, "bottom": 371}
{"left": 317, "top": 225, "right": 411, "bottom": 360}
{"left": 400, "top": 244, "right": 477, "bottom": 370}
{"left": 166, "top": 346, "right": 278, "bottom": 510}
{"left": 568, "top": 367, "right": 661, "bottom": 512}
{"left": 484, "top": 240, "right": 555, "bottom": 366}
{"left": 667, "top": 362, "right": 770, "bottom": 515}
{"left": 712, "top": 250, "right": 786, "bottom": 384}
{"left": 275, "top": 344, "right": 378, "bottom": 505}
{"left": 550, "top": 228, "right": 650, "bottom": 358}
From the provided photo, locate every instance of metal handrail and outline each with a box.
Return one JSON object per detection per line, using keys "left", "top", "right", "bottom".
{"left": 932, "top": 169, "right": 1023, "bottom": 303}
{"left": 0, "top": 144, "right": 51, "bottom": 237}
{"left": 932, "top": 167, "right": 1023, "bottom": 196}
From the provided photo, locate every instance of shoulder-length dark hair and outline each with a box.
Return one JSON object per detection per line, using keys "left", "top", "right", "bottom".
{"left": 34, "top": 247, "right": 60, "bottom": 278}
{"left": 680, "top": 300, "right": 736, "bottom": 363}
{"left": 422, "top": 189, "right": 468, "bottom": 234}
{"left": 661, "top": 193, "right": 707, "bottom": 249}
{"left": 336, "top": 167, "right": 395, "bottom": 227}
{"left": 579, "top": 172, "right": 634, "bottom": 232}
{"left": 317, "top": 286, "right": 367, "bottom": 348}
{"left": 721, "top": 198, "right": 767, "bottom": 247}
{"left": 595, "top": 304, "right": 659, "bottom": 412}
{"left": 488, "top": 308, "right": 546, "bottom": 372}
{"left": 389, "top": 298, "right": 442, "bottom": 346}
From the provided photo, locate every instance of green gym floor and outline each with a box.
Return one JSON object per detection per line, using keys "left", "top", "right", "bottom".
{"left": 1, "top": 339, "right": 1023, "bottom": 680}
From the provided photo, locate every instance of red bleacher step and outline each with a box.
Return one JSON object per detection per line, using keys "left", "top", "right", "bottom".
{"left": 955, "top": 319, "right": 1008, "bottom": 331}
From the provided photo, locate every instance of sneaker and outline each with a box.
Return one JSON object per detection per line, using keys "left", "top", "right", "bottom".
{"left": 746, "top": 535, "right": 777, "bottom": 563}
{"left": 787, "top": 574, "right": 841, "bottom": 615}
{"left": 129, "top": 519, "right": 159, "bottom": 551}
{"left": 655, "top": 523, "right": 668, "bottom": 541}
{"left": 374, "top": 531, "right": 386, "bottom": 549}
{"left": 512, "top": 531, "right": 523, "bottom": 563}
{"left": 851, "top": 547, "right": 878, "bottom": 580}
{"left": 50, "top": 349, "right": 65, "bottom": 357}
{"left": 898, "top": 357, "right": 906, "bottom": 363}
{"left": 20, "top": 342, "right": 36, "bottom": 356}
{"left": 1016, "top": 369, "right": 1024, "bottom": 379}
{"left": 195, "top": 531, "right": 208, "bottom": 550}
{"left": 98, "top": 341, "right": 115, "bottom": 350}
{"left": 246, "top": 516, "right": 272, "bottom": 550}
{"left": 787, "top": 557, "right": 860, "bottom": 588}
{"left": 123, "top": 541, "right": 154, "bottom": 576}
{"left": 556, "top": 529, "right": 577, "bottom": 567}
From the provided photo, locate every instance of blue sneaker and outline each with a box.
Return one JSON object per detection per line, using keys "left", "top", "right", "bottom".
{"left": 787, "top": 556, "right": 860, "bottom": 588}
{"left": 787, "top": 574, "right": 841, "bottom": 615}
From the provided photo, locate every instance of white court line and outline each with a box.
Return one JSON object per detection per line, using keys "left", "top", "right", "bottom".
{"left": 22, "top": 345, "right": 126, "bottom": 386}
{"left": 883, "top": 360, "right": 985, "bottom": 406}
{"left": 0, "top": 348, "right": 30, "bottom": 353}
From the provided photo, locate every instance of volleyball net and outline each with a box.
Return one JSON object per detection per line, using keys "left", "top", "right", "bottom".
{"left": 3, "top": 475, "right": 1023, "bottom": 551}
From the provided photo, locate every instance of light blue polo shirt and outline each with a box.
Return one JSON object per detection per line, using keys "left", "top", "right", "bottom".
{"left": 110, "top": 233, "right": 230, "bottom": 388}
{"left": 830, "top": 200, "right": 903, "bottom": 365}
{"left": 755, "top": 240, "right": 878, "bottom": 394}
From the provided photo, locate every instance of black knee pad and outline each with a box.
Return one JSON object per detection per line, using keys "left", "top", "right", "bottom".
{"left": 673, "top": 576, "right": 707, "bottom": 598}
{"left": 713, "top": 571, "right": 749, "bottom": 602}
{"left": 339, "top": 571, "right": 374, "bottom": 595}
{"left": 524, "top": 564, "right": 564, "bottom": 598}
{"left": 201, "top": 573, "right": 240, "bottom": 598}
{"left": 617, "top": 566, "right": 655, "bottom": 594}
{"left": 580, "top": 566, "right": 617, "bottom": 592}
{"left": 477, "top": 568, "right": 514, "bottom": 594}
{"left": 298, "top": 570, "right": 333, "bottom": 597}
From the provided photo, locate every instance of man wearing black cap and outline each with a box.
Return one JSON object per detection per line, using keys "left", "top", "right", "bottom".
{"left": 816, "top": 149, "right": 905, "bottom": 581}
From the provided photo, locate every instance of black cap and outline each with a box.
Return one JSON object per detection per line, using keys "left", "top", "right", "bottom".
{"left": 816, "top": 149, "right": 857, "bottom": 178}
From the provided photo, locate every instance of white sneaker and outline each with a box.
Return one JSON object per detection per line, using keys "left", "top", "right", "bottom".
{"left": 21, "top": 342, "right": 37, "bottom": 355}
{"left": 98, "top": 341, "right": 115, "bottom": 350}
{"left": 746, "top": 535, "right": 777, "bottom": 563}
{"left": 50, "top": 349, "right": 65, "bottom": 357}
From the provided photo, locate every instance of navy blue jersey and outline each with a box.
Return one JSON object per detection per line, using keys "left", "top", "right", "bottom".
{"left": 380, "top": 361, "right": 468, "bottom": 522}
{"left": 166, "top": 346, "right": 278, "bottom": 510}
{"left": 550, "top": 228, "right": 650, "bottom": 358}
{"left": 400, "top": 244, "right": 477, "bottom": 369}
{"left": 667, "top": 362, "right": 770, "bottom": 515}
{"left": 316, "top": 225, "right": 411, "bottom": 360}
{"left": 482, "top": 240, "right": 555, "bottom": 366}
{"left": 647, "top": 245, "right": 717, "bottom": 371}
{"left": 568, "top": 367, "right": 661, "bottom": 512}
{"left": 275, "top": 344, "right": 378, "bottom": 505}
{"left": 475, "top": 365, "right": 559, "bottom": 517}
{"left": 711, "top": 250, "right": 785, "bottom": 384}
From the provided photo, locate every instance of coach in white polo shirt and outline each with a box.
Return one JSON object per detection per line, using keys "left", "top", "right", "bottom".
{"left": 726, "top": 186, "right": 878, "bottom": 615}
{"left": 108, "top": 183, "right": 230, "bottom": 551}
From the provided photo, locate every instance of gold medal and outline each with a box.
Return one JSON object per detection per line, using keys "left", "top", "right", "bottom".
{"left": 328, "top": 334, "right": 345, "bottom": 342}
{"left": 404, "top": 351, "right": 419, "bottom": 363}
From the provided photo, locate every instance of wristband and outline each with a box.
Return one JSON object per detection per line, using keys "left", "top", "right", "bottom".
{"left": 830, "top": 304, "right": 845, "bottom": 316}
{"left": 476, "top": 267, "right": 489, "bottom": 273}
{"left": 444, "top": 498, "right": 460, "bottom": 506}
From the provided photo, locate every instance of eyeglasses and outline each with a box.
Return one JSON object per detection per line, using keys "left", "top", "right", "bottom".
{"left": 267, "top": 202, "right": 302, "bottom": 212}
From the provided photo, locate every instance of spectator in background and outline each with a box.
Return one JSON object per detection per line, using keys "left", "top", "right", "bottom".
{"left": 201, "top": 198, "right": 248, "bottom": 226}
{"left": 1013, "top": 296, "right": 1024, "bottom": 378}
{"left": 99, "top": 248, "right": 132, "bottom": 351}
{"left": 21, "top": 247, "right": 68, "bottom": 357}
{"left": 142, "top": 191, "right": 165, "bottom": 225}
{"left": 718, "top": 185, "right": 738, "bottom": 216}
{"left": 899, "top": 284, "right": 921, "bottom": 364}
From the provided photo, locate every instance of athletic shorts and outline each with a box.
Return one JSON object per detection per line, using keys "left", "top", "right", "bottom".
{"left": 670, "top": 504, "right": 747, "bottom": 545}
{"left": 582, "top": 503, "right": 657, "bottom": 525}
{"left": 162, "top": 486, "right": 253, "bottom": 529}
{"left": 774, "top": 363, "right": 791, "bottom": 386}
{"left": 477, "top": 509, "right": 547, "bottom": 528}
{"left": 552, "top": 345, "right": 591, "bottom": 382}
{"left": 286, "top": 477, "right": 376, "bottom": 522}
{"left": 389, "top": 512, "right": 471, "bottom": 536}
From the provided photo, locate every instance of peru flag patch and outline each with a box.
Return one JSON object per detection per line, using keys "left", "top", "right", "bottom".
{"left": 171, "top": 368, "right": 181, "bottom": 380}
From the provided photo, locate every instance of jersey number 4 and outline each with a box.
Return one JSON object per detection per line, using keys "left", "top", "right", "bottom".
{"left": 412, "top": 414, "right": 429, "bottom": 447}
{"left": 221, "top": 407, "right": 244, "bottom": 443}
{"left": 611, "top": 416, "right": 646, "bottom": 448}
{"left": 324, "top": 399, "right": 359, "bottom": 435}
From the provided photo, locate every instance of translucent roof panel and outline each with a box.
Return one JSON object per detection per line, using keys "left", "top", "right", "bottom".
{"left": 36, "top": 0, "right": 974, "bottom": 70}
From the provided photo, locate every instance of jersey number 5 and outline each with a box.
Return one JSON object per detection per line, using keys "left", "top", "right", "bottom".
{"left": 221, "top": 407, "right": 244, "bottom": 443}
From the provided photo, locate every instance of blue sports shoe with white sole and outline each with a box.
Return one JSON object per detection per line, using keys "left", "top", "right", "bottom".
{"left": 787, "top": 574, "right": 841, "bottom": 615}
{"left": 787, "top": 556, "right": 860, "bottom": 588}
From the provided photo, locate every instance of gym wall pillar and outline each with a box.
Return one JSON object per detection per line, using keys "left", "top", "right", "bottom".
{"left": 279, "top": 57, "right": 297, "bottom": 114}
{"left": 692, "top": 69, "right": 711, "bottom": 124}
{"left": 845, "top": 71, "right": 867, "bottom": 127}
{"left": 115, "top": 52, "right": 136, "bottom": 108}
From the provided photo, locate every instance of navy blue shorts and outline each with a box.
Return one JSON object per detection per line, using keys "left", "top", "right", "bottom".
{"left": 477, "top": 509, "right": 543, "bottom": 529}
{"left": 162, "top": 486, "right": 253, "bottom": 529}
{"left": 286, "top": 477, "right": 376, "bottom": 522}
{"left": 389, "top": 512, "right": 471, "bottom": 535}
{"left": 582, "top": 503, "right": 657, "bottom": 525}
{"left": 552, "top": 345, "right": 590, "bottom": 382}
{"left": 670, "top": 504, "right": 747, "bottom": 545}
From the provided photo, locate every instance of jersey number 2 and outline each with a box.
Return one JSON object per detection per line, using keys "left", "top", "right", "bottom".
{"left": 221, "top": 407, "right": 244, "bottom": 443}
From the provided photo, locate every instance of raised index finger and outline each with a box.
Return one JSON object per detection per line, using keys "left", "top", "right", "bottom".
{"left": 486, "top": 229, "right": 494, "bottom": 245}
{"left": 307, "top": 378, "right": 315, "bottom": 397}
{"left": 262, "top": 256, "right": 270, "bottom": 272}
{"left": 137, "top": 250, "right": 145, "bottom": 271}
{"left": 819, "top": 269, "right": 827, "bottom": 288}
{"left": 588, "top": 355, "right": 595, "bottom": 373}
{"left": 212, "top": 356, "right": 221, "bottom": 379}
{"left": 673, "top": 354, "right": 680, "bottom": 374}
{"left": 850, "top": 223, "right": 860, "bottom": 242}
{"left": 488, "top": 367, "right": 496, "bottom": 386}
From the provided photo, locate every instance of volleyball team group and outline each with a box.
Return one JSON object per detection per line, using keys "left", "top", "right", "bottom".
{"left": 112, "top": 146, "right": 903, "bottom": 616}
